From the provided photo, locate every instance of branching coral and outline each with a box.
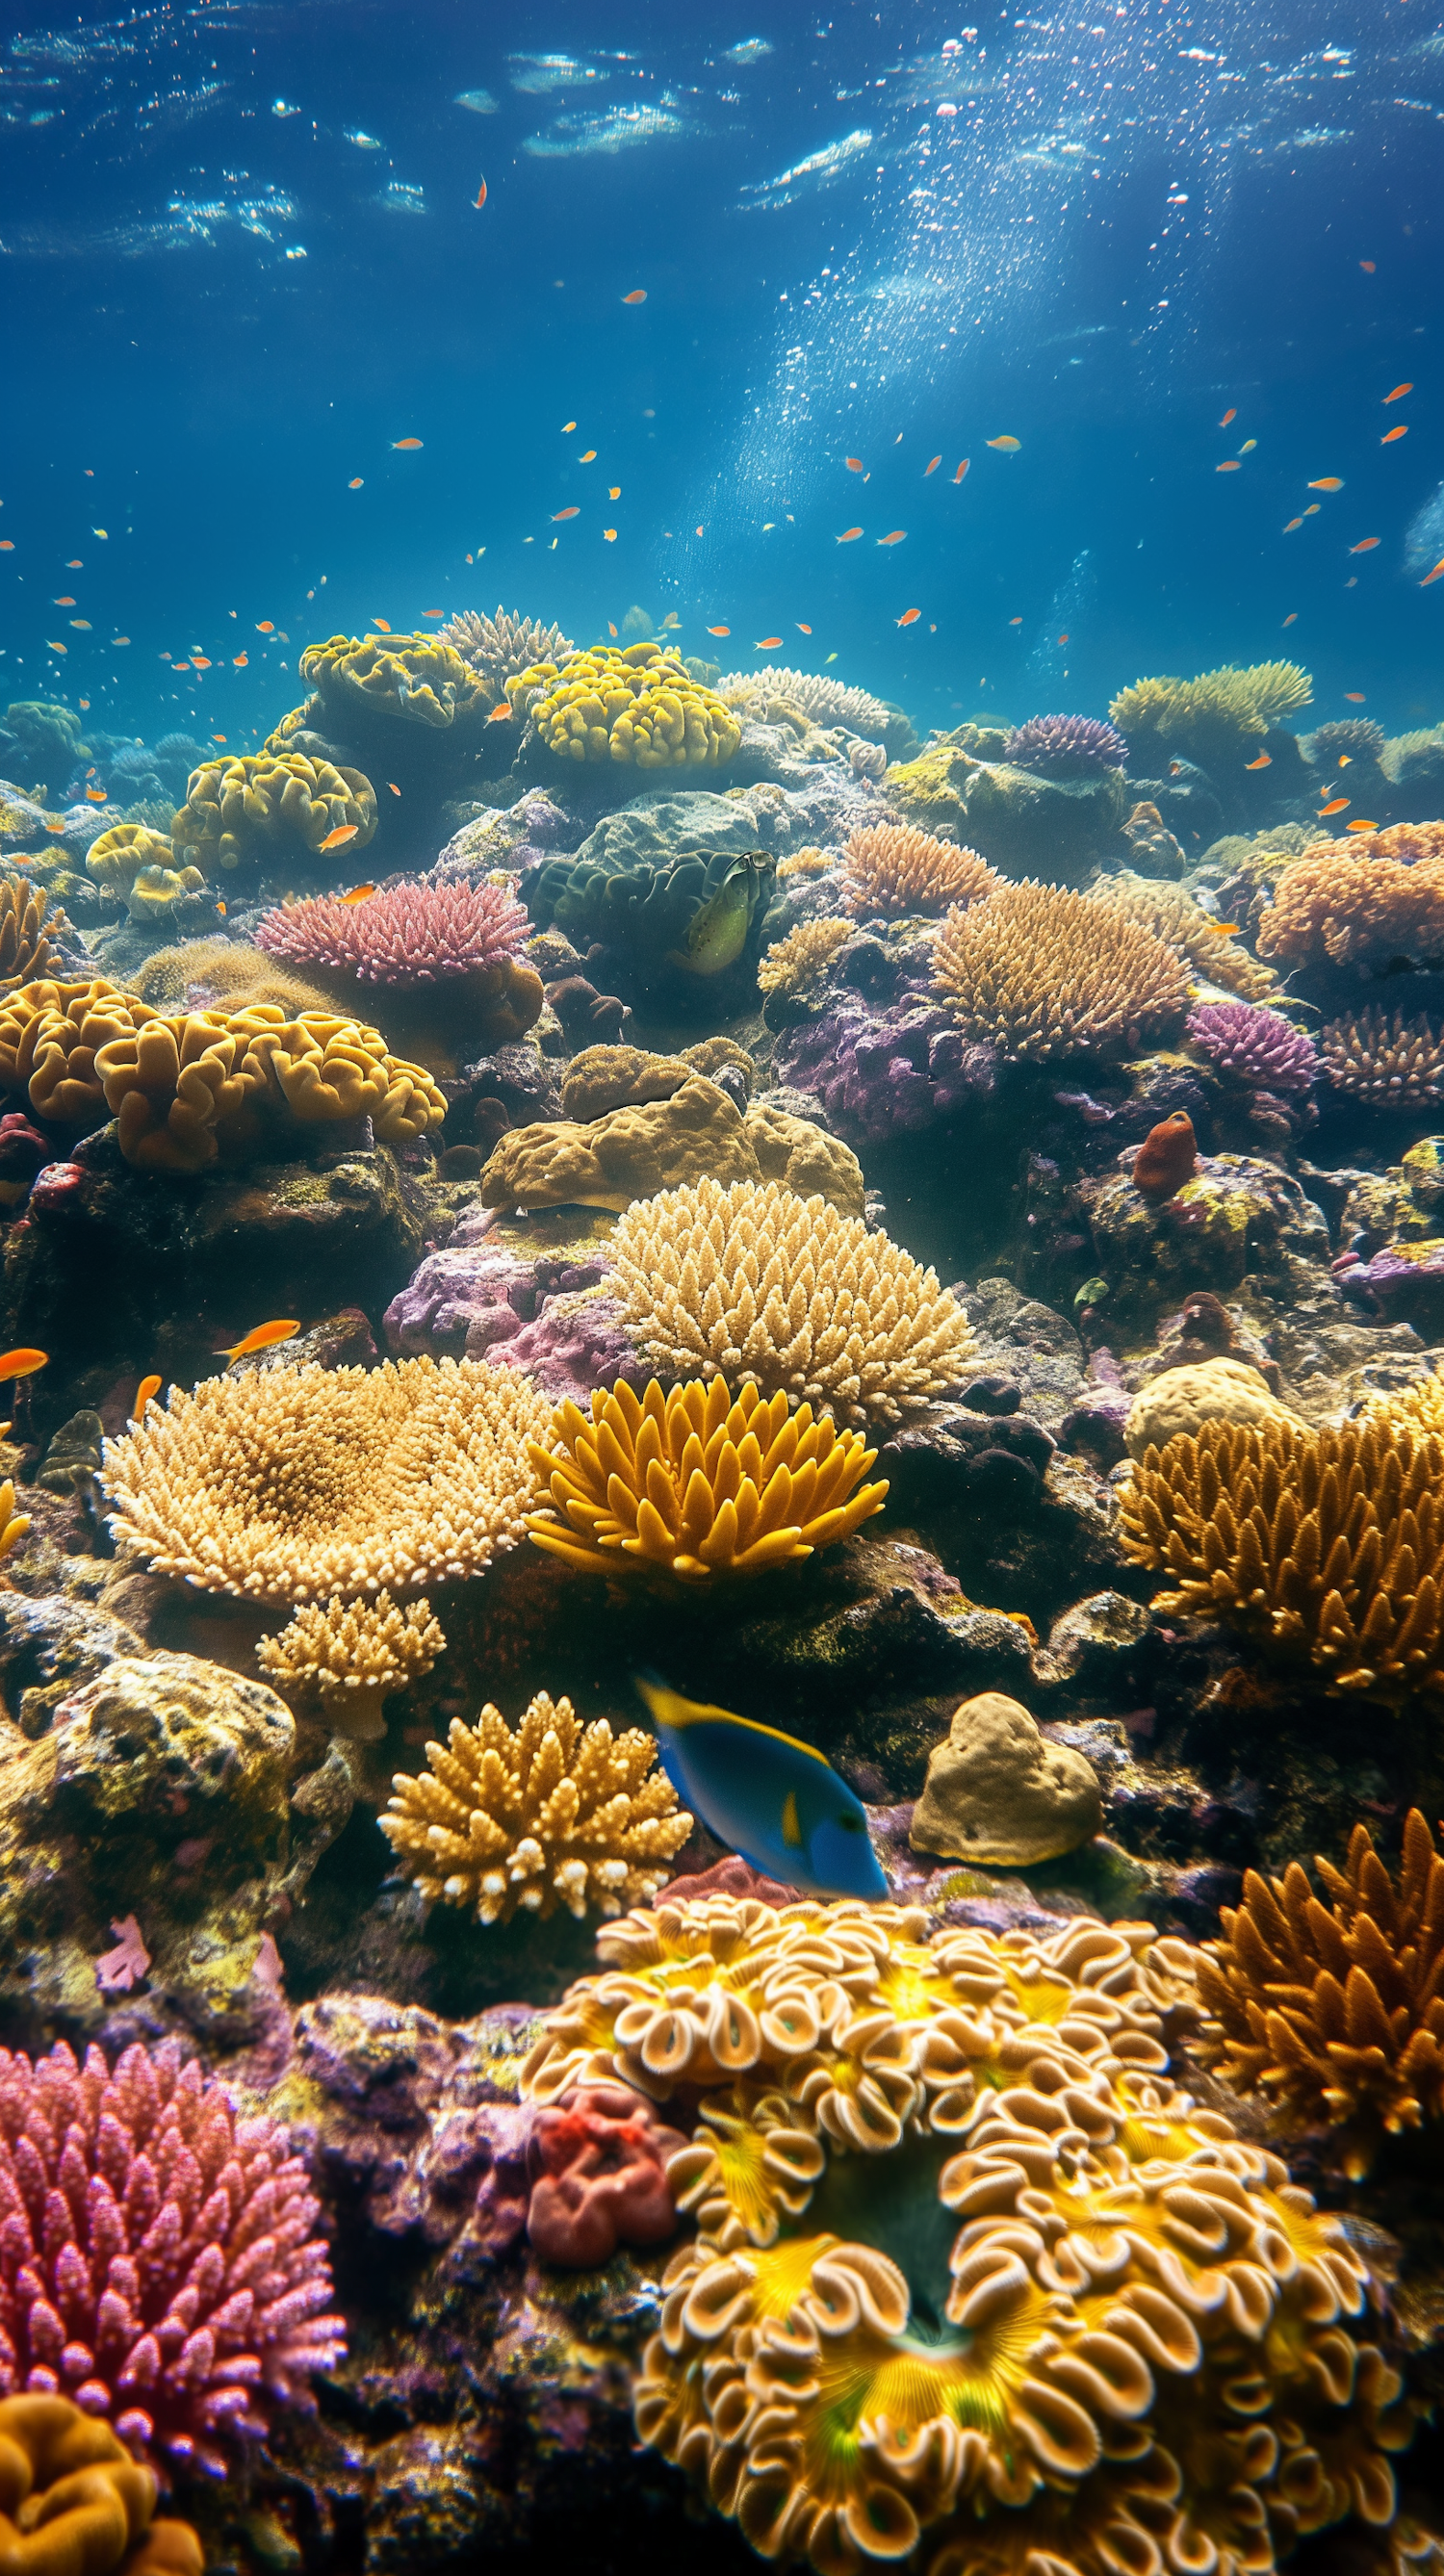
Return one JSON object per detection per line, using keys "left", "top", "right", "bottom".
{"left": 1188, "top": 998, "right": 1319, "bottom": 1094}
{"left": 506, "top": 642, "right": 741, "bottom": 770}
{"left": 298, "top": 632, "right": 490, "bottom": 731}
{"left": 1256, "top": 849, "right": 1444, "bottom": 968}
{"left": 101, "top": 1357, "right": 552, "bottom": 1604}
{"left": 256, "top": 1591, "right": 446, "bottom": 1740}
{"left": 1119, "top": 1413, "right": 1444, "bottom": 1698}
{"left": 379, "top": 1690, "right": 692, "bottom": 1924}
{"left": 526, "top": 1376, "right": 888, "bottom": 1583}
{"left": 1194, "top": 1808, "right": 1444, "bottom": 2162}
{"left": 0, "top": 2037, "right": 343, "bottom": 2474}
{"left": 841, "top": 823, "right": 996, "bottom": 920}
{"left": 609, "top": 1176, "right": 974, "bottom": 1427}
{"left": 523, "top": 1891, "right": 1408, "bottom": 2576}
{"left": 0, "top": 878, "right": 73, "bottom": 992}
{"left": 714, "top": 666, "right": 898, "bottom": 744}
{"left": 255, "top": 879, "right": 528, "bottom": 981}
{"left": 933, "top": 880, "right": 1191, "bottom": 1061}
{"left": 1002, "top": 713, "right": 1129, "bottom": 775}
{"left": 757, "top": 917, "right": 853, "bottom": 998}
{"left": 170, "top": 753, "right": 377, "bottom": 874}
{"left": 1095, "top": 870, "right": 1276, "bottom": 1000}
{"left": 438, "top": 605, "right": 574, "bottom": 695}
{"left": 1110, "top": 660, "right": 1313, "bottom": 766}
{"left": 0, "top": 2397, "right": 202, "bottom": 2576}
{"left": 1322, "top": 1006, "right": 1444, "bottom": 1107}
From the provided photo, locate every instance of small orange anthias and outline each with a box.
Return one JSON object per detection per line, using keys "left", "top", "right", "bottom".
{"left": 1132, "top": 1110, "right": 1199, "bottom": 1200}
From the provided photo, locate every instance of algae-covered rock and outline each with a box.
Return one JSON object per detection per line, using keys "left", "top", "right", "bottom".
{"left": 957, "top": 760, "right": 1128, "bottom": 880}
{"left": 1085, "top": 1152, "right": 1330, "bottom": 1328}
{"left": 909, "top": 1690, "right": 1103, "bottom": 1866}
{"left": 1123, "top": 1357, "right": 1305, "bottom": 1458}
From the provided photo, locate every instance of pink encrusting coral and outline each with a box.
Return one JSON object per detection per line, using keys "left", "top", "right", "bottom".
{"left": 0, "top": 2037, "right": 345, "bottom": 2476}
{"left": 255, "top": 877, "right": 529, "bottom": 985}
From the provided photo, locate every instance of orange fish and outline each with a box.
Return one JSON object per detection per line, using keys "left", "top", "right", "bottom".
{"left": 43, "top": 821, "right": 66, "bottom": 836}
{"left": 257, "top": 621, "right": 275, "bottom": 632}
{"left": 1304, "top": 503, "right": 1321, "bottom": 516}
{"left": 1281, "top": 613, "right": 1299, "bottom": 627}
{"left": 215, "top": 899, "right": 227, "bottom": 916}
{"left": 609, "top": 486, "right": 621, "bottom": 499}
{"left": 1318, "top": 797, "right": 1351, "bottom": 815}
{"left": 796, "top": 623, "right": 812, "bottom": 634}
{"left": 878, "top": 530, "right": 907, "bottom": 546}
{"left": 755, "top": 636, "right": 783, "bottom": 650}
{"left": 561, "top": 421, "right": 577, "bottom": 433}
{"left": 192, "top": 655, "right": 212, "bottom": 669}
{"left": 1359, "top": 259, "right": 1376, "bottom": 272}
{"left": 552, "top": 506, "right": 580, "bottom": 521}
{"left": 621, "top": 289, "right": 647, "bottom": 303}
{"left": 1008, "top": 616, "right": 1022, "bottom": 626}
{"left": 46, "top": 641, "right": 67, "bottom": 654}
{"left": 54, "top": 597, "right": 76, "bottom": 607}
{"left": 1383, "top": 383, "right": 1412, "bottom": 403}
{"left": 0, "top": 543, "right": 13, "bottom": 553}
{"left": 388, "top": 783, "right": 401, "bottom": 793}
{"left": 113, "top": 635, "right": 130, "bottom": 646}
{"left": 1283, "top": 518, "right": 1303, "bottom": 532}
{"left": 987, "top": 435, "right": 1020, "bottom": 451}
{"left": 603, "top": 528, "right": 617, "bottom": 542}
{"left": 173, "top": 660, "right": 192, "bottom": 671}
{"left": 214, "top": 1320, "right": 301, "bottom": 1362}
{"left": 1343, "top": 692, "right": 1366, "bottom": 703}
{"left": 1208, "top": 923, "right": 1241, "bottom": 937}
{"left": 1349, "top": 537, "right": 1380, "bottom": 554}
{"left": 707, "top": 625, "right": 731, "bottom": 636}
{"left": 924, "top": 455, "right": 941, "bottom": 477}
{"left": 64, "top": 560, "right": 82, "bottom": 569}
{"left": 845, "top": 457, "right": 864, "bottom": 472}
{"left": 896, "top": 607, "right": 921, "bottom": 627}
{"left": 1381, "top": 425, "right": 1408, "bottom": 444}
{"left": 78, "top": 698, "right": 90, "bottom": 710}
{"left": 1216, "top": 460, "right": 1241, "bottom": 474}
{"left": 348, "top": 477, "right": 364, "bottom": 488}
{"left": 85, "top": 786, "right": 108, "bottom": 803}
{"left": 953, "top": 458, "right": 969, "bottom": 483}
{"left": 1219, "top": 407, "right": 1236, "bottom": 426}
{"left": 0, "top": 1349, "right": 46, "bottom": 1384}
{"left": 474, "top": 174, "right": 487, "bottom": 209}
{"left": 422, "top": 609, "right": 444, "bottom": 620}
{"left": 1346, "top": 820, "right": 1378, "bottom": 833}
{"left": 133, "top": 1375, "right": 162, "bottom": 1414}
{"left": 340, "top": 883, "right": 375, "bottom": 903}
{"left": 392, "top": 437, "right": 424, "bottom": 450}
{"left": 1245, "top": 753, "right": 1272, "bottom": 770}
{"left": 1337, "top": 756, "right": 1352, "bottom": 766}
{"left": 211, "top": 735, "right": 226, "bottom": 745}
{"left": 373, "top": 619, "right": 392, "bottom": 633}
{"left": 607, "top": 623, "right": 618, "bottom": 638}
{"left": 486, "top": 702, "right": 514, "bottom": 722}
{"left": 70, "top": 619, "right": 91, "bottom": 630}
{"left": 319, "top": 823, "right": 360, "bottom": 851}
{"left": 1307, "top": 477, "right": 1343, "bottom": 491}
{"left": 836, "top": 528, "right": 864, "bottom": 543}
{"left": 1420, "top": 560, "right": 1444, "bottom": 587}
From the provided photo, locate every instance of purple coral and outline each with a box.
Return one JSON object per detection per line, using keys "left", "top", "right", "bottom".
{"left": 0, "top": 2036, "right": 344, "bottom": 2476}
{"left": 772, "top": 993, "right": 994, "bottom": 1145}
{"left": 255, "top": 877, "right": 528, "bottom": 984}
{"left": 1003, "top": 714, "right": 1129, "bottom": 778}
{"left": 1187, "top": 999, "right": 1318, "bottom": 1096}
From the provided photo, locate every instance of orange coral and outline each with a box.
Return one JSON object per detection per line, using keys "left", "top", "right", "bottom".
{"left": 1256, "top": 848, "right": 1444, "bottom": 967}
{"left": 841, "top": 822, "right": 996, "bottom": 918}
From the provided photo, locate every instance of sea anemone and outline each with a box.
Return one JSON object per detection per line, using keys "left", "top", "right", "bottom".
{"left": 1002, "top": 713, "right": 1129, "bottom": 776}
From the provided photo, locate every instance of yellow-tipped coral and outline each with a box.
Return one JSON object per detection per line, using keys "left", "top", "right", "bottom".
{"left": 256, "top": 1591, "right": 446, "bottom": 1740}
{"left": 378, "top": 1690, "right": 693, "bottom": 1923}
{"left": 506, "top": 642, "right": 742, "bottom": 769}
{"left": 526, "top": 1376, "right": 888, "bottom": 1584}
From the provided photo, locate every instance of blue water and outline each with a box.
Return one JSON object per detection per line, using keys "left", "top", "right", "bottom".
{"left": 1, "top": 0, "right": 1441, "bottom": 748}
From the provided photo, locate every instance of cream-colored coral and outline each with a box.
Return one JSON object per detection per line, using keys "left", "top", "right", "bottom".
{"left": 1093, "top": 869, "right": 1276, "bottom": 1000}
{"left": 131, "top": 940, "right": 335, "bottom": 1019}
{"left": 379, "top": 1690, "right": 693, "bottom": 1924}
{"left": 841, "top": 822, "right": 996, "bottom": 919}
{"left": 1257, "top": 849, "right": 1444, "bottom": 967}
{"left": 934, "top": 879, "right": 1191, "bottom": 1061}
{"left": 100, "top": 1358, "right": 551, "bottom": 1605}
{"left": 0, "top": 878, "right": 72, "bottom": 994}
{"left": 776, "top": 845, "right": 834, "bottom": 881}
{"left": 608, "top": 1175, "right": 973, "bottom": 1426}
{"left": 256, "top": 1591, "right": 445, "bottom": 1740}
{"left": 1322, "top": 1005, "right": 1444, "bottom": 1107}
{"left": 756, "top": 917, "right": 852, "bottom": 998}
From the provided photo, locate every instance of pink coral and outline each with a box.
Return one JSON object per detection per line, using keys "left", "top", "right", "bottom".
{"left": 0, "top": 2038, "right": 344, "bottom": 2477}
{"left": 255, "top": 878, "right": 529, "bottom": 985}
{"left": 526, "top": 2085, "right": 685, "bottom": 2267}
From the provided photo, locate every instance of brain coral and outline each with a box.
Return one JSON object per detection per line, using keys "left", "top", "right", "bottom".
{"left": 527, "top": 1375, "right": 888, "bottom": 1582}
{"left": 933, "top": 880, "right": 1191, "bottom": 1060}
{"left": 1002, "top": 712, "right": 1129, "bottom": 776}
{"left": 0, "top": 2396, "right": 201, "bottom": 2576}
{"left": 609, "top": 1175, "right": 973, "bottom": 1426}
{"left": 439, "top": 605, "right": 575, "bottom": 695}
{"left": 1322, "top": 1005, "right": 1444, "bottom": 1107}
{"left": 169, "top": 752, "right": 377, "bottom": 874}
{"left": 0, "top": 2036, "right": 343, "bottom": 2475}
{"left": 1256, "top": 849, "right": 1444, "bottom": 968}
{"left": 507, "top": 642, "right": 742, "bottom": 769}
{"left": 523, "top": 1892, "right": 1412, "bottom": 2576}
{"left": 298, "top": 631, "right": 490, "bottom": 730}
{"left": 0, "top": 876, "right": 73, "bottom": 992}
{"left": 1110, "top": 660, "right": 1313, "bottom": 765}
{"left": 841, "top": 823, "right": 996, "bottom": 920}
{"left": 380, "top": 1689, "right": 692, "bottom": 1923}
{"left": 101, "top": 1357, "right": 552, "bottom": 1604}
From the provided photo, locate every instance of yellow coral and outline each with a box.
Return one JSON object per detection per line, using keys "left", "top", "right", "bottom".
{"left": 1257, "top": 848, "right": 1444, "bottom": 968}
{"left": 85, "top": 822, "right": 204, "bottom": 917}
{"left": 0, "top": 878, "right": 73, "bottom": 992}
{"left": 506, "top": 642, "right": 742, "bottom": 770}
{"left": 0, "top": 2395, "right": 202, "bottom": 2576}
{"left": 841, "top": 823, "right": 996, "bottom": 920}
{"left": 130, "top": 940, "right": 336, "bottom": 1019}
{"left": 526, "top": 1376, "right": 888, "bottom": 1584}
{"left": 256, "top": 1591, "right": 446, "bottom": 1740}
{"left": 1111, "top": 660, "right": 1313, "bottom": 762}
{"left": 0, "top": 1480, "right": 30, "bottom": 1569}
{"left": 757, "top": 917, "right": 853, "bottom": 998}
{"left": 298, "top": 631, "right": 490, "bottom": 729}
{"left": 776, "top": 846, "right": 835, "bottom": 881}
{"left": 170, "top": 753, "right": 376, "bottom": 873}
{"left": 1094, "top": 869, "right": 1276, "bottom": 1001}
{"left": 934, "top": 880, "right": 1191, "bottom": 1061}
{"left": 100, "top": 1357, "right": 552, "bottom": 1605}
{"left": 379, "top": 1689, "right": 693, "bottom": 1923}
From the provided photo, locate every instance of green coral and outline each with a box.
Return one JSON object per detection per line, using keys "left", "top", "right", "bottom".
{"left": 169, "top": 752, "right": 377, "bottom": 875}
{"left": 2, "top": 700, "right": 84, "bottom": 794}
{"left": 1111, "top": 660, "right": 1313, "bottom": 769}
{"left": 507, "top": 641, "right": 742, "bottom": 770}
{"left": 524, "top": 846, "right": 775, "bottom": 997}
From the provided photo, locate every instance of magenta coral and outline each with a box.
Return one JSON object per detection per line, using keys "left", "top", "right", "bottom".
{"left": 1187, "top": 998, "right": 1318, "bottom": 1095}
{"left": 0, "top": 2037, "right": 344, "bottom": 2477}
{"left": 255, "top": 878, "right": 529, "bottom": 986}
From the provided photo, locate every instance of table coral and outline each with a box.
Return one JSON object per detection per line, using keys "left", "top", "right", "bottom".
{"left": 0, "top": 877, "right": 74, "bottom": 991}
{"left": 101, "top": 1356, "right": 552, "bottom": 1604}
{"left": 170, "top": 751, "right": 377, "bottom": 874}
{"left": 0, "top": 2038, "right": 344, "bottom": 2474}
{"left": 933, "top": 880, "right": 1191, "bottom": 1061}
{"left": 507, "top": 641, "right": 741, "bottom": 770}
{"left": 608, "top": 1175, "right": 974, "bottom": 1426}
{"left": 526, "top": 1375, "right": 888, "bottom": 1582}
{"left": 1119, "top": 1412, "right": 1444, "bottom": 1699}
{"left": 1110, "top": 658, "right": 1312, "bottom": 765}
{"left": 1002, "top": 712, "right": 1129, "bottom": 775}
{"left": 0, "top": 2397, "right": 201, "bottom": 2576}
{"left": 840, "top": 822, "right": 996, "bottom": 919}
{"left": 526, "top": 2084, "right": 687, "bottom": 2266}
{"left": 1256, "top": 848, "right": 1444, "bottom": 968}
{"left": 299, "top": 631, "right": 490, "bottom": 731}
{"left": 1322, "top": 1005, "right": 1444, "bottom": 1107}
{"left": 379, "top": 1689, "right": 692, "bottom": 1923}
{"left": 256, "top": 1591, "right": 446, "bottom": 1740}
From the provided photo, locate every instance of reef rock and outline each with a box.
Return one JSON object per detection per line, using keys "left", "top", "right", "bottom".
{"left": 909, "top": 1690, "right": 1104, "bottom": 1865}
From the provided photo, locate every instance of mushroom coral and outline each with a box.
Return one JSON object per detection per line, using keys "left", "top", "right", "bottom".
{"left": 840, "top": 824, "right": 996, "bottom": 921}
{"left": 0, "top": 2398, "right": 201, "bottom": 2576}
{"left": 507, "top": 642, "right": 742, "bottom": 770}
{"left": 526, "top": 1375, "right": 888, "bottom": 1583}
{"left": 101, "top": 1357, "right": 551, "bottom": 1604}
{"left": 169, "top": 752, "right": 377, "bottom": 875}
{"left": 933, "top": 880, "right": 1191, "bottom": 1062}
{"left": 379, "top": 1689, "right": 692, "bottom": 1923}
{"left": 522, "top": 1891, "right": 1415, "bottom": 2576}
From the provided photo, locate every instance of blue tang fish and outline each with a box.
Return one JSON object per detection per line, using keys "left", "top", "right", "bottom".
{"left": 634, "top": 1672, "right": 888, "bottom": 1900}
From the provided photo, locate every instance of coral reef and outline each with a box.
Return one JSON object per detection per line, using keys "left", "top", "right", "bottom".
{"left": 86, "top": 825, "right": 206, "bottom": 924}
{"left": 101, "top": 1358, "right": 552, "bottom": 1603}
{"left": 0, "top": 2038, "right": 343, "bottom": 2472}
{"left": 1187, "top": 997, "right": 1318, "bottom": 1093}
{"left": 379, "top": 1690, "right": 692, "bottom": 1923}
{"left": 1306, "top": 717, "right": 1388, "bottom": 766}
{"left": 298, "top": 631, "right": 490, "bottom": 731}
{"left": 1256, "top": 847, "right": 1444, "bottom": 968}
{"left": 0, "top": 2396, "right": 201, "bottom": 2576}
{"left": 841, "top": 821, "right": 996, "bottom": 918}
{"left": 0, "top": 878, "right": 74, "bottom": 991}
{"left": 1095, "top": 871, "right": 1276, "bottom": 1000}
{"left": 909, "top": 1689, "right": 1103, "bottom": 1863}
{"left": 129, "top": 939, "right": 335, "bottom": 1019}
{"left": 771, "top": 993, "right": 992, "bottom": 1145}
{"left": 255, "top": 878, "right": 528, "bottom": 982}
{"left": 1322, "top": 1007, "right": 1444, "bottom": 1107}
{"left": 757, "top": 915, "right": 853, "bottom": 997}
{"left": 256, "top": 1590, "right": 446, "bottom": 1740}
{"left": 1111, "top": 658, "right": 1313, "bottom": 765}
{"left": 169, "top": 753, "right": 376, "bottom": 875}
{"left": 715, "top": 664, "right": 900, "bottom": 745}
{"left": 507, "top": 643, "right": 741, "bottom": 770}
{"left": 1119, "top": 1412, "right": 1444, "bottom": 1698}
{"left": 480, "top": 1075, "right": 864, "bottom": 1220}
{"left": 1, "top": 701, "right": 84, "bottom": 793}
{"left": 1002, "top": 711, "right": 1129, "bottom": 775}
{"left": 609, "top": 1175, "right": 974, "bottom": 1425}
{"left": 526, "top": 1375, "right": 888, "bottom": 1582}
{"left": 934, "top": 880, "right": 1191, "bottom": 1060}
{"left": 438, "top": 605, "right": 575, "bottom": 695}
{"left": 1123, "top": 1357, "right": 1303, "bottom": 1457}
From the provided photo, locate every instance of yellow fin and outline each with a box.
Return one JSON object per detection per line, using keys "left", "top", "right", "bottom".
{"left": 782, "top": 1789, "right": 803, "bottom": 1848}
{"left": 634, "top": 1675, "right": 832, "bottom": 1767}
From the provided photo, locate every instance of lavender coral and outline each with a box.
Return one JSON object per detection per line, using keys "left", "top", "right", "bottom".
{"left": 1187, "top": 999, "right": 1318, "bottom": 1095}
{"left": 772, "top": 993, "right": 993, "bottom": 1145}
{"left": 0, "top": 2036, "right": 344, "bottom": 2476}
{"left": 254, "top": 879, "right": 529, "bottom": 985}
{"left": 1003, "top": 712, "right": 1129, "bottom": 776}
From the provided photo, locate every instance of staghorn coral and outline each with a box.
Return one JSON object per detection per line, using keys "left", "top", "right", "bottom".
{"left": 0, "top": 2396, "right": 201, "bottom": 2576}
{"left": 1002, "top": 712, "right": 1129, "bottom": 776}
{"left": 1118, "top": 1412, "right": 1444, "bottom": 1699}
{"left": 101, "top": 1357, "right": 552, "bottom": 1605}
{"left": 256, "top": 1591, "right": 446, "bottom": 1741}
{"left": 1188, "top": 997, "right": 1319, "bottom": 1094}
{"left": 1094, "top": 869, "right": 1276, "bottom": 1000}
{"left": 438, "top": 605, "right": 574, "bottom": 695}
{"left": 757, "top": 916, "right": 853, "bottom": 998}
{"left": 526, "top": 1375, "right": 888, "bottom": 1583}
{"left": 254, "top": 878, "right": 528, "bottom": 981}
{"left": 933, "top": 879, "right": 1191, "bottom": 1062}
{"left": 1256, "top": 848, "right": 1444, "bottom": 968}
{"left": 524, "top": 1892, "right": 1409, "bottom": 2576}
{"left": 840, "top": 822, "right": 996, "bottom": 920}
{"left": 714, "top": 666, "right": 898, "bottom": 745}
{"left": 507, "top": 642, "right": 741, "bottom": 770}
{"left": 298, "top": 632, "right": 490, "bottom": 731}
{"left": 1322, "top": 1005, "right": 1444, "bottom": 1107}
{"left": 0, "top": 2037, "right": 343, "bottom": 2474}
{"left": 1110, "top": 660, "right": 1313, "bottom": 766}
{"left": 0, "top": 878, "right": 73, "bottom": 992}
{"left": 609, "top": 1176, "right": 973, "bottom": 1427}
{"left": 1194, "top": 1808, "right": 1444, "bottom": 2162}
{"left": 1306, "top": 718, "right": 1388, "bottom": 767}
{"left": 169, "top": 753, "right": 377, "bottom": 875}
{"left": 379, "top": 1690, "right": 692, "bottom": 1924}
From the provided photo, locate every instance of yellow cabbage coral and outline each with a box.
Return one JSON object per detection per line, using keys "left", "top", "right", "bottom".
{"left": 608, "top": 1176, "right": 973, "bottom": 1426}
{"left": 298, "top": 631, "right": 490, "bottom": 729}
{"left": 526, "top": 1376, "right": 888, "bottom": 1584}
{"left": 379, "top": 1689, "right": 692, "bottom": 1923}
{"left": 170, "top": 752, "right": 377, "bottom": 873}
{"left": 100, "top": 1358, "right": 551, "bottom": 1604}
{"left": 256, "top": 1591, "right": 446, "bottom": 1740}
{"left": 934, "top": 879, "right": 1191, "bottom": 1061}
{"left": 506, "top": 641, "right": 742, "bottom": 769}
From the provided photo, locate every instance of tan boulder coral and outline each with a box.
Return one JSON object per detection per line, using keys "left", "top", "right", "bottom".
{"left": 1124, "top": 1356, "right": 1305, "bottom": 1459}
{"left": 481, "top": 1074, "right": 760, "bottom": 1215}
{"left": 909, "top": 1691, "right": 1103, "bottom": 1866}
{"left": 744, "top": 1098, "right": 864, "bottom": 1217}
{"left": 559, "top": 1043, "right": 692, "bottom": 1121}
